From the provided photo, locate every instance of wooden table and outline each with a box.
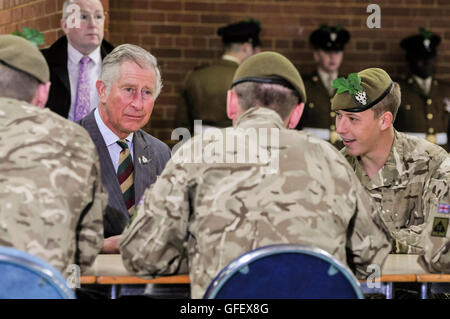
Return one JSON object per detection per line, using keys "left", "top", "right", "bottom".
{"left": 81, "top": 254, "right": 447, "bottom": 299}
{"left": 83, "top": 254, "right": 189, "bottom": 285}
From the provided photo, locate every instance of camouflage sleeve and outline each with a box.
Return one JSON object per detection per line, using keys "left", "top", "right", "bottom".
{"left": 417, "top": 156, "right": 450, "bottom": 272}
{"left": 346, "top": 170, "right": 392, "bottom": 279}
{"left": 119, "top": 159, "right": 190, "bottom": 276}
{"left": 76, "top": 155, "right": 107, "bottom": 272}
{"left": 393, "top": 156, "right": 450, "bottom": 255}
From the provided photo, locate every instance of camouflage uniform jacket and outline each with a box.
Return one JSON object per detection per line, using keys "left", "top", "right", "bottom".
{"left": 0, "top": 98, "right": 107, "bottom": 274}
{"left": 120, "top": 107, "right": 391, "bottom": 299}
{"left": 418, "top": 156, "right": 450, "bottom": 273}
{"left": 341, "top": 130, "right": 449, "bottom": 254}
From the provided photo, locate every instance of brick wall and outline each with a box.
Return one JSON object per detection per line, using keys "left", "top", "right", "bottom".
{"left": 108, "top": 0, "right": 450, "bottom": 145}
{"left": 2, "top": 0, "right": 450, "bottom": 144}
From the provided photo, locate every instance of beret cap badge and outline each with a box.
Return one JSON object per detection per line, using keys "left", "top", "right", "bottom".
{"left": 333, "top": 73, "right": 369, "bottom": 107}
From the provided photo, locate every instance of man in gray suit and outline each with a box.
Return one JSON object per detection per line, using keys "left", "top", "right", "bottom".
{"left": 79, "top": 44, "right": 171, "bottom": 253}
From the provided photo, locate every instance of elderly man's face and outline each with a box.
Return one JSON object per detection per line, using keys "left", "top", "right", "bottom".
{"left": 97, "top": 61, "right": 157, "bottom": 139}
{"left": 61, "top": 0, "right": 105, "bottom": 55}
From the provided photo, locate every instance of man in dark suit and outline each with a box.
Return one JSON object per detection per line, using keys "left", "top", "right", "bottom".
{"left": 296, "top": 24, "right": 350, "bottom": 149}
{"left": 41, "top": 0, "right": 114, "bottom": 120}
{"left": 174, "top": 19, "right": 261, "bottom": 134}
{"left": 79, "top": 43, "right": 171, "bottom": 253}
{"left": 395, "top": 28, "right": 450, "bottom": 151}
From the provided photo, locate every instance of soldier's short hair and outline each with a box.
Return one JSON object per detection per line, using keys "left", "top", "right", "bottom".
{"left": 0, "top": 62, "right": 40, "bottom": 103}
{"left": 233, "top": 81, "right": 299, "bottom": 120}
{"left": 100, "top": 44, "right": 163, "bottom": 98}
{"left": 372, "top": 82, "right": 401, "bottom": 121}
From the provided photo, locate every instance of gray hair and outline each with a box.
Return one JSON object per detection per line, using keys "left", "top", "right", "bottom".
{"left": 100, "top": 44, "right": 163, "bottom": 99}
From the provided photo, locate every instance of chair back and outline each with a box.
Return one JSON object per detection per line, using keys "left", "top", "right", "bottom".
{"left": 0, "top": 247, "right": 75, "bottom": 299}
{"left": 204, "top": 244, "right": 363, "bottom": 299}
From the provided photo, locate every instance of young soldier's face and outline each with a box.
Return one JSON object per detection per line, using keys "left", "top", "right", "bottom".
{"left": 335, "top": 109, "right": 382, "bottom": 157}
{"left": 408, "top": 56, "right": 436, "bottom": 79}
{"left": 314, "top": 50, "right": 344, "bottom": 73}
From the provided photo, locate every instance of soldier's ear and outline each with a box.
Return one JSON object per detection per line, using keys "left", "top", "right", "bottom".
{"left": 312, "top": 50, "right": 321, "bottom": 63}
{"left": 379, "top": 111, "right": 393, "bottom": 131}
{"left": 31, "top": 82, "right": 51, "bottom": 108}
{"left": 226, "top": 90, "right": 238, "bottom": 121}
{"left": 286, "top": 102, "right": 304, "bottom": 129}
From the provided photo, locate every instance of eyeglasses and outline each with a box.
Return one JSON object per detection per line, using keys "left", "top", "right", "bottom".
{"left": 66, "top": 10, "right": 106, "bottom": 24}
{"left": 79, "top": 11, "right": 106, "bottom": 23}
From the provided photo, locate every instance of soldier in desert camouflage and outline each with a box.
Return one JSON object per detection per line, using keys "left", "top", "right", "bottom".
{"left": 0, "top": 35, "right": 106, "bottom": 274}
{"left": 120, "top": 51, "right": 391, "bottom": 299}
{"left": 332, "top": 68, "right": 450, "bottom": 259}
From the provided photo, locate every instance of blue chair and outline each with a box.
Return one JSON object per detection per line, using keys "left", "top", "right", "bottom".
{"left": 0, "top": 247, "right": 75, "bottom": 299}
{"left": 204, "top": 244, "right": 363, "bottom": 299}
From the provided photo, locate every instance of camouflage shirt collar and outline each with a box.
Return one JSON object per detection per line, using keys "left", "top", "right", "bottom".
{"left": 235, "top": 107, "right": 285, "bottom": 129}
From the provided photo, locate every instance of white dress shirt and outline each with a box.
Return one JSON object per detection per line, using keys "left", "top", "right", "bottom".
{"left": 67, "top": 44, "right": 102, "bottom": 121}
{"left": 94, "top": 108, "right": 134, "bottom": 173}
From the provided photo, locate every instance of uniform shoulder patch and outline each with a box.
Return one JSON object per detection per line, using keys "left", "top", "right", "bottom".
{"left": 431, "top": 217, "right": 449, "bottom": 237}
{"left": 438, "top": 203, "right": 449, "bottom": 214}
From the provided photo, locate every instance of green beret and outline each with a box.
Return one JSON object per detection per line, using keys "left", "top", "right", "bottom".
{"left": 218, "top": 20, "right": 261, "bottom": 46}
{"left": 0, "top": 35, "right": 49, "bottom": 83}
{"left": 400, "top": 28, "right": 441, "bottom": 60}
{"left": 331, "top": 68, "right": 393, "bottom": 112}
{"left": 231, "top": 51, "right": 306, "bottom": 103}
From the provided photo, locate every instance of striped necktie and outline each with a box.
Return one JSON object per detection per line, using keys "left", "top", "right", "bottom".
{"left": 117, "top": 139, "right": 135, "bottom": 214}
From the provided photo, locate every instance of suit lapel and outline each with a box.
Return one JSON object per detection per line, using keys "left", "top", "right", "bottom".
{"left": 46, "top": 36, "right": 71, "bottom": 93}
{"left": 133, "top": 131, "right": 157, "bottom": 203}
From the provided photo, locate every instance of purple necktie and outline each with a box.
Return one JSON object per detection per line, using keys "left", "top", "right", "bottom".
{"left": 73, "top": 56, "right": 91, "bottom": 121}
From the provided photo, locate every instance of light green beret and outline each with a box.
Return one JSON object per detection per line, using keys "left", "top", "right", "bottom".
{"left": 331, "top": 68, "right": 393, "bottom": 112}
{"left": 231, "top": 51, "right": 307, "bottom": 103}
{"left": 0, "top": 35, "right": 49, "bottom": 83}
